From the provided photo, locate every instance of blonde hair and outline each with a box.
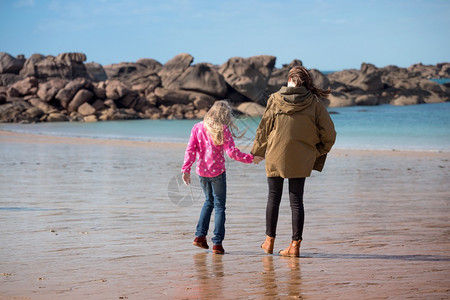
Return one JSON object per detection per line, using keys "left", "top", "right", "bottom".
{"left": 203, "top": 100, "right": 245, "bottom": 146}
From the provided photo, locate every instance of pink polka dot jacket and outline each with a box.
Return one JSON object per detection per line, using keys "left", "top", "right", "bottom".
{"left": 181, "top": 122, "right": 254, "bottom": 177}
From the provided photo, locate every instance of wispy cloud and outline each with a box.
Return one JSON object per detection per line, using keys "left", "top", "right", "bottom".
{"left": 13, "top": 0, "right": 35, "bottom": 8}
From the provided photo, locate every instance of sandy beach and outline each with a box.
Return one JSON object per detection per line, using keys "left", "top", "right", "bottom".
{"left": 0, "top": 130, "right": 449, "bottom": 299}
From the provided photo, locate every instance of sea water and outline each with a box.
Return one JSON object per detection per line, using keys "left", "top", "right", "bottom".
{"left": 0, "top": 102, "right": 449, "bottom": 152}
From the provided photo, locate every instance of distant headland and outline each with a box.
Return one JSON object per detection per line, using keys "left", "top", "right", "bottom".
{"left": 0, "top": 52, "right": 448, "bottom": 123}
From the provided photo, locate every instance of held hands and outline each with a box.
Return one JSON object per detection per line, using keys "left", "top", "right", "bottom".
{"left": 253, "top": 156, "right": 264, "bottom": 164}
{"left": 182, "top": 172, "right": 191, "bottom": 186}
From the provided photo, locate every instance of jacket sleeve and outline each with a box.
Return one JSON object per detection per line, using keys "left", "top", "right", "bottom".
{"left": 251, "top": 95, "right": 276, "bottom": 157}
{"left": 223, "top": 126, "right": 254, "bottom": 163}
{"left": 315, "top": 99, "right": 337, "bottom": 156}
{"left": 181, "top": 125, "right": 199, "bottom": 174}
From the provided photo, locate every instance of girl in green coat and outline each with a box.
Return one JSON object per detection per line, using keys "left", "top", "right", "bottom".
{"left": 251, "top": 66, "right": 336, "bottom": 257}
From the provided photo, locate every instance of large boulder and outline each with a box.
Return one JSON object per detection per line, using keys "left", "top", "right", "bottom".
{"left": 116, "top": 90, "right": 139, "bottom": 109}
{"left": 56, "top": 52, "right": 88, "bottom": 78}
{"left": 0, "top": 99, "right": 32, "bottom": 122}
{"left": 37, "top": 78, "right": 68, "bottom": 102}
{"left": 350, "top": 63, "right": 384, "bottom": 91}
{"left": 85, "top": 62, "right": 108, "bottom": 82}
{"left": 104, "top": 62, "right": 146, "bottom": 80}
{"left": 154, "top": 87, "right": 215, "bottom": 107}
{"left": 391, "top": 95, "right": 423, "bottom": 105}
{"left": 46, "top": 112, "right": 70, "bottom": 122}
{"left": 126, "top": 69, "right": 161, "bottom": 89}
{"left": 0, "top": 52, "right": 25, "bottom": 74}
{"left": 77, "top": 102, "right": 96, "bottom": 116}
{"left": 55, "top": 78, "right": 91, "bottom": 108}
{"left": 355, "top": 94, "right": 379, "bottom": 105}
{"left": 380, "top": 65, "right": 418, "bottom": 88}
{"left": 105, "top": 80, "right": 131, "bottom": 100}
{"left": 136, "top": 58, "right": 163, "bottom": 72}
{"left": 103, "top": 58, "right": 162, "bottom": 82}
{"left": 158, "top": 53, "right": 194, "bottom": 87}
{"left": 424, "top": 91, "right": 446, "bottom": 104}
{"left": 328, "top": 68, "right": 359, "bottom": 87}
{"left": 28, "top": 97, "right": 56, "bottom": 114}
{"left": 327, "top": 91, "right": 355, "bottom": 107}
{"left": 328, "top": 63, "right": 383, "bottom": 92}
{"left": 19, "top": 54, "right": 45, "bottom": 77}
{"left": 20, "top": 52, "right": 89, "bottom": 79}
{"left": 68, "top": 89, "right": 94, "bottom": 112}
{"left": 437, "top": 63, "right": 450, "bottom": 77}
{"left": 10, "top": 76, "right": 38, "bottom": 96}
{"left": 166, "top": 63, "right": 227, "bottom": 98}
{"left": 219, "top": 55, "right": 276, "bottom": 103}
{"left": 0, "top": 74, "right": 23, "bottom": 86}
{"left": 92, "top": 81, "right": 107, "bottom": 99}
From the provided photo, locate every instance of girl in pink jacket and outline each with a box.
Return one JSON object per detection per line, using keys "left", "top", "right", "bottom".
{"left": 181, "top": 100, "right": 260, "bottom": 254}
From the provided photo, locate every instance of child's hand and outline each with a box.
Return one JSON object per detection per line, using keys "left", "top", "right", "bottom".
{"left": 253, "top": 156, "right": 264, "bottom": 164}
{"left": 182, "top": 172, "right": 191, "bottom": 185}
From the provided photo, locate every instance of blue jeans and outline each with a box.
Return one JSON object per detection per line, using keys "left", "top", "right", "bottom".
{"left": 196, "top": 172, "right": 227, "bottom": 245}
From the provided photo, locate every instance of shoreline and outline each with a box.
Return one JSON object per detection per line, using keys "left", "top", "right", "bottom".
{"left": 1, "top": 129, "right": 449, "bottom": 157}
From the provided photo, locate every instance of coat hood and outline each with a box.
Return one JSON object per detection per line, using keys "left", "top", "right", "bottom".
{"left": 275, "top": 86, "right": 315, "bottom": 114}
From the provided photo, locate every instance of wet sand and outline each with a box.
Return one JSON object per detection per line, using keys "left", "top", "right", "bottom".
{"left": 0, "top": 130, "right": 449, "bottom": 299}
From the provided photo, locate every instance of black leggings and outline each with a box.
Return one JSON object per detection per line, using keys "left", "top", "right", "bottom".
{"left": 266, "top": 177, "right": 306, "bottom": 241}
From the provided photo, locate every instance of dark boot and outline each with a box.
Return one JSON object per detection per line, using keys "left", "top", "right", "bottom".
{"left": 212, "top": 244, "right": 225, "bottom": 254}
{"left": 193, "top": 236, "right": 209, "bottom": 249}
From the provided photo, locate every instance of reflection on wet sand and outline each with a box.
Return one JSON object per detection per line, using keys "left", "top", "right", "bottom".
{"left": 282, "top": 256, "right": 302, "bottom": 298}
{"left": 193, "top": 252, "right": 224, "bottom": 298}
{"left": 262, "top": 256, "right": 277, "bottom": 297}
{"left": 262, "top": 255, "right": 303, "bottom": 298}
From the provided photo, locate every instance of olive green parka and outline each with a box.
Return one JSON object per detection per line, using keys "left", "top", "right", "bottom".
{"left": 251, "top": 86, "right": 336, "bottom": 178}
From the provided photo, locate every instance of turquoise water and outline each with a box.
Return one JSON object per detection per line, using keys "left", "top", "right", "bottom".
{"left": 430, "top": 78, "right": 450, "bottom": 85}
{"left": 1, "top": 102, "right": 449, "bottom": 152}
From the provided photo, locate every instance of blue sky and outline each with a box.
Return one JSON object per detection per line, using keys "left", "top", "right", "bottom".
{"left": 0, "top": 0, "right": 449, "bottom": 71}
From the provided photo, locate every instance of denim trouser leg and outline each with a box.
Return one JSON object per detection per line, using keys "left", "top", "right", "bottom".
{"left": 195, "top": 172, "right": 227, "bottom": 245}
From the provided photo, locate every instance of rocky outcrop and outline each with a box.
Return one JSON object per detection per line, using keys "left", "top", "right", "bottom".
{"left": 0, "top": 52, "right": 25, "bottom": 74}
{"left": 328, "top": 62, "right": 449, "bottom": 107}
{"left": 0, "top": 51, "right": 448, "bottom": 123}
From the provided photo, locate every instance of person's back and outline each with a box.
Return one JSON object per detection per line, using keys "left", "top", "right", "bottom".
{"left": 182, "top": 100, "right": 255, "bottom": 254}
{"left": 262, "top": 87, "right": 335, "bottom": 178}
{"left": 252, "top": 66, "right": 336, "bottom": 257}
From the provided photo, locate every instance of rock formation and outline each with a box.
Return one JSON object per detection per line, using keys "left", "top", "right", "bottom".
{"left": 0, "top": 51, "right": 448, "bottom": 123}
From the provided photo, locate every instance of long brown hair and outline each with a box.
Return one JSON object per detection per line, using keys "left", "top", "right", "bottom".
{"left": 288, "top": 66, "right": 331, "bottom": 98}
{"left": 203, "top": 100, "right": 245, "bottom": 146}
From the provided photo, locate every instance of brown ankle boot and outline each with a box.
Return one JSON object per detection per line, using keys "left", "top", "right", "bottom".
{"left": 193, "top": 236, "right": 209, "bottom": 249}
{"left": 212, "top": 244, "right": 225, "bottom": 254}
{"left": 279, "top": 240, "right": 301, "bottom": 257}
{"left": 261, "top": 236, "right": 275, "bottom": 254}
